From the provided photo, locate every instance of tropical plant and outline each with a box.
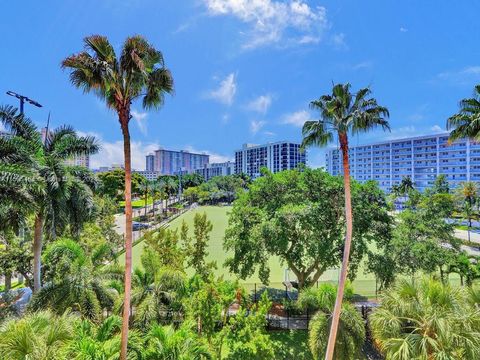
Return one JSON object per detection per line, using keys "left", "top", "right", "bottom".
{"left": 301, "top": 83, "right": 389, "bottom": 359}
{"left": 0, "top": 106, "right": 99, "bottom": 293}
{"left": 144, "top": 323, "right": 212, "bottom": 360}
{"left": 29, "top": 239, "right": 121, "bottom": 320}
{"left": 138, "top": 179, "right": 150, "bottom": 218}
{"left": 447, "top": 84, "right": 480, "bottom": 142}
{"left": 62, "top": 34, "right": 174, "bottom": 358}
{"left": 0, "top": 310, "right": 75, "bottom": 359}
{"left": 456, "top": 181, "right": 478, "bottom": 242}
{"left": 308, "top": 302, "right": 365, "bottom": 360}
{"left": 370, "top": 277, "right": 480, "bottom": 359}
{"left": 129, "top": 259, "right": 186, "bottom": 331}
{"left": 66, "top": 315, "right": 145, "bottom": 359}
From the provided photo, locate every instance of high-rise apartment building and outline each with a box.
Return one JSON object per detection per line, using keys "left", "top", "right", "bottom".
{"left": 326, "top": 133, "right": 480, "bottom": 192}
{"left": 146, "top": 153, "right": 155, "bottom": 171}
{"left": 153, "top": 149, "right": 209, "bottom": 175}
{"left": 64, "top": 154, "right": 90, "bottom": 168}
{"left": 234, "top": 141, "right": 307, "bottom": 178}
{"left": 194, "top": 161, "right": 235, "bottom": 181}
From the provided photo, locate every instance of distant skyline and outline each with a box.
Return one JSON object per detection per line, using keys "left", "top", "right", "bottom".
{"left": 1, "top": 0, "right": 480, "bottom": 169}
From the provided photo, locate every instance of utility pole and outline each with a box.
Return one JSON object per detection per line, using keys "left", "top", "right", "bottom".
{"left": 6, "top": 90, "right": 42, "bottom": 115}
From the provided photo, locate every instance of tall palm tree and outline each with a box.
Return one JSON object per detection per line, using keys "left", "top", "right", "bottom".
{"left": 370, "top": 277, "right": 480, "bottom": 359}
{"left": 457, "top": 181, "right": 478, "bottom": 242}
{"left": 0, "top": 106, "right": 99, "bottom": 293}
{"left": 301, "top": 83, "right": 389, "bottom": 359}
{"left": 447, "top": 84, "right": 480, "bottom": 142}
{"left": 62, "top": 35, "right": 174, "bottom": 358}
{"left": 149, "top": 180, "right": 162, "bottom": 219}
{"left": 139, "top": 179, "right": 150, "bottom": 218}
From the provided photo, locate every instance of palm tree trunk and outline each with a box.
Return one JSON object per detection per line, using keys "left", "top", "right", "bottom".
{"left": 325, "top": 133, "right": 353, "bottom": 360}
{"left": 120, "top": 119, "right": 133, "bottom": 360}
{"left": 33, "top": 214, "right": 44, "bottom": 293}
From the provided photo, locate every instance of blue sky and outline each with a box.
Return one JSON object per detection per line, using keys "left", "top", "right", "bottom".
{"left": 1, "top": 0, "right": 480, "bottom": 169}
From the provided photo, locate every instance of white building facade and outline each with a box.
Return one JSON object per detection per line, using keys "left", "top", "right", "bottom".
{"left": 326, "top": 133, "right": 480, "bottom": 192}
{"left": 194, "top": 161, "right": 235, "bottom": 181}
{"left": 234, "top": 141, "right": 307, "bottom": 178}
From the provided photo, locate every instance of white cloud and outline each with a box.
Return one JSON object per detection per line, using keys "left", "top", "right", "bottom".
{"left": 282, "top": 110, "right": 313, "bottom": 127}
{"left": 400, "top": 27, "right": 408, "bottom": 32}
{"left": 352, "top": 61, "right": 373, "bottom": 70}
{"left": 131, "top": 109, "right": 148, "bottom": 135}
{"left": 207, "top": 73, "right": 237, "bottom": 105}
{"left": 331, "top": 33, "right": 348, "bottom": 50}
{"left": 430, "top": 125, "right": 445, "bottom": 133}
{"left": 90, "top": 139, "right": 160, "bottom": 171}
{"left": 221, "top": 113, "right": 230, "bottom": 124}
{"left": 250, "top": 120, "right": 266, "bottom": 134}
{"left": 264, "top": 130, "right": 276, "bottom": 136}
{"left": 384, "top": 126, "right": 417, "bottom": 140}
{"left": 436, "top": 66, "right": 480, "bottom": 85}
{"left": 203, "top": 0, "right": 328, "bottom": 49}
{"left": 247, "top": 94, "right": 273, "bottom": 114}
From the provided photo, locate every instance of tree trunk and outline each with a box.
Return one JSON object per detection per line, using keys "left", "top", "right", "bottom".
{"left": 33, "top": 214, "right": 44, "bottom": 293}
{"left": 4, "top": 273, "right": 11, "bottom": 291}
{"left": 120, "top": 118, "right": 133, "bottom": 360}
{"left": 325, "top": 133, "right": 353, "bottom": 360}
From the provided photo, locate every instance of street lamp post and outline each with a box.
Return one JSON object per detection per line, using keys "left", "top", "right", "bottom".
{"left": 6, "top": 90, "right": 42, "bottom": 115}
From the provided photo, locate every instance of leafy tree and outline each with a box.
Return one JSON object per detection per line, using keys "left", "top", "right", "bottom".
{"left": 0, "top": 310, "right": 75, "bottom": 359}
{"left": 139, "top": 178, "right": 150, "bottom": 217}
{"left": 98, "top": 169, "right": 146, "bottom": 200}
{"left": 29, "top": 239, "right": 121, "bottom": 320}
{"left": 224, "top": 168, "right": 391, "bottom": 289}
{"left": 221, "top": 292, "right": 276, "bottom": 360}
{"left": 432, "top": 174, "right": 450, "bottom": 194}
{"left": 390, "top": 192, "right": 458, "bottom": 280}
{"left": 370, "top": 277, "right": 480, "bottom": 359}
{"left": 447, "top": 84, "right": 480, "bottom": 141}
{"left": 143, "top": 227, "right": 185, "bottom": 271}
{"left": 63, "top": 34, "right": 174, "bottom": 358}
{"left": 448, "top": 253, "right": 480, "bottom": 286}
{"left": 301, "top": 83, "right": 389, "bottom": 359}
{"left": 184, "top": 212, "right": 215, "bottom": 277}
{"left": 0, "top": 107, "right": 99, "bottom": 293}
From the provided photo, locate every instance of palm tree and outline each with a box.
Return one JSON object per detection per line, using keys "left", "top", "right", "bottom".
{"left": 139, "top": 179, "right": 150, "bottom": 218}
{"left": 309, "top": 303, "right": 365, "bottom": 360}
{"left": 29, "top": 239, "right": 121, "bottom": 320}
{"left": 145, "top": 323, "right": 212, "bottom": 360}
{"left": 457, "top": 181, "right": 478, "bottom": 242}
{"left": 370, "top": 277, "right": 480, "bottom": 359}
{"left": 0, "top": 310, "right": 75, "bottom": 359}
{"left": 301, "top": 83, "right": 389, "bottom": 359}
{"left": 130, "top": 266, "right": 186, "bottom": 330}
{"left": 0, "top": 107, "right": 99, "bottom": 293}
{"left": 447, "top": 84, "right": 480, "bottom": 142}
{"left": 62, "top": 34, "right": 174, "bottom": 358}
{"left": 149, "top": 180, "right": 162, "bottom": 219}
{"left": 66, "top": 315, "right": 145, "bottom": 359}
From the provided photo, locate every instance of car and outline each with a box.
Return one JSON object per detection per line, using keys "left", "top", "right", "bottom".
{"left": 132, "top": 222, "right": 150, "bottom": 231}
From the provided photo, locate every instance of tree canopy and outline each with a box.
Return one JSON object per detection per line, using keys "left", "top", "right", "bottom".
{"left": 224, "top": 168, "right": 392, "bottom": 288}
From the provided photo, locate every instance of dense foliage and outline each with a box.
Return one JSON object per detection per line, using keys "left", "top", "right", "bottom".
{"left": 224, "top": 168, "right": 392, "bottom": 288}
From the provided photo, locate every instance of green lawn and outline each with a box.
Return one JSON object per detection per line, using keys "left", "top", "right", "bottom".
{"left": 268, "top": 330, "right": 313, "bottom": 360}
{"left": 119, "top": 196, "right": 153, "bottom": 208}
{"left": 118, "top": 205, "right": 384, "bottom": 297}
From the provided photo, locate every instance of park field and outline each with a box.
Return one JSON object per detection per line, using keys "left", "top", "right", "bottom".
{"left": 119, "top": 205, "right": 380, "bottom": 297}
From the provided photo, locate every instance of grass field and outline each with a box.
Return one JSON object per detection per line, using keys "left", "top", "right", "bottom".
{"left": 119, "top": 205, "right": 384, "bottom": 297}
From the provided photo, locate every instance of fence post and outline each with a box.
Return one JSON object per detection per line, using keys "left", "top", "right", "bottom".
{"left": 284, "top": 284, "right": 288, "bottom": 300}
{"left": 254, "top": 283, "right": 257, "bottom": 303}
